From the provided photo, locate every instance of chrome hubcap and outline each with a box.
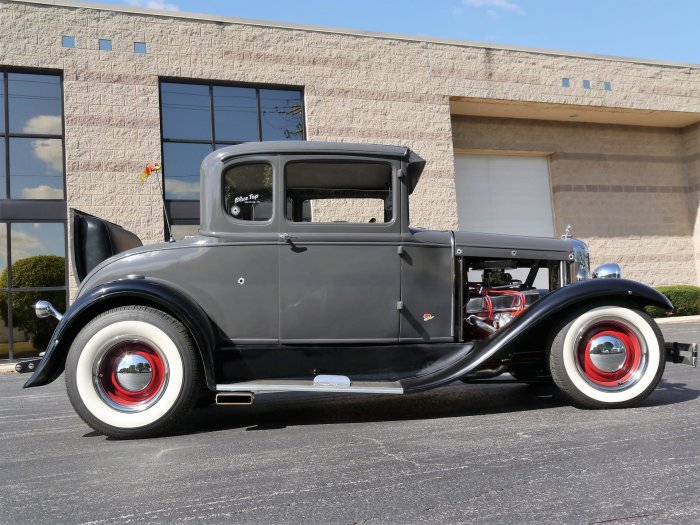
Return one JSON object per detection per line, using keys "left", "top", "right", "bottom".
{"left": 588, "top": 334, "right": 627, "bottom": 373}
{"left": 115, "top": 353, "right": 153, "bottom": 392}
{"left": 575, "top": 316, "right": 648, "bottom": 391}
{"left": 93, "top": 339, "right": 168, "bottom": 412}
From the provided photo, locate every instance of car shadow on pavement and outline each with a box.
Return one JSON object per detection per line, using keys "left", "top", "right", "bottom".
{"left": 639, "top": 378, "right": 700, "bottom": 407}
{"left": 173, "top": 382, "right": 569, "bottom": 436}
{"left": 168, "top": 377, "right": 700, "bottom": 437}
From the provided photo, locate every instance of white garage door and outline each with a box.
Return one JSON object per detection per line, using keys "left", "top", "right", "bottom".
{"left": 453, "top": 154, "right": 554, "bottom": 237}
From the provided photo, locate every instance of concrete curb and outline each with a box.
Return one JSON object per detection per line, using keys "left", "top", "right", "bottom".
{"left": 654, "top": 315, "right": 700, "bottom": 325}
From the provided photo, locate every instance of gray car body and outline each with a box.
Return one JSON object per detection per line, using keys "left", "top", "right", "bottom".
{"left": 25, "top": 141, "right": 673, "bottom": 391}
{"left": 77, "top": 141, "right": 575, "bottom": 346}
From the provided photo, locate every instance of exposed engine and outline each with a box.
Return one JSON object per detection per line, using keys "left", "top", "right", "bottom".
{"left": 465, "top": 264, "right": 542, "bottom": 336}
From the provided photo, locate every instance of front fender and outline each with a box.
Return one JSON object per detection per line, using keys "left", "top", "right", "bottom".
{"left": 23, "top": 279, "right": 219, "bottom": 390}
{"left": 401, "top": 278, "right": 672, "bottom": 392}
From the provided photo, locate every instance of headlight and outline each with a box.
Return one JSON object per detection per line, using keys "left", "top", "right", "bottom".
{"left": 592, "top": 263, "right": 622, "bottom": 279}
{"left": 571, "top": 240, "right": 590, "bottom": 282}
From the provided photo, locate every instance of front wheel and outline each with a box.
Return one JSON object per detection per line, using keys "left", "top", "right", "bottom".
{"left": 65, "top": 306, "right": 201, "bottom": 439}
{"left": 549, "top": 305, "right": 665, "bottom": 408}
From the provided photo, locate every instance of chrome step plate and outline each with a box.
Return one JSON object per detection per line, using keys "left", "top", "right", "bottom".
{"left": 313, "top": 374, "right": 351, "bottom": 388}
{"left": 216, "top": 378, "right": 403, "bottom": 394}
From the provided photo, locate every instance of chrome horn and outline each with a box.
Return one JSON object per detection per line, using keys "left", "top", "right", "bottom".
{"left": 34, "top": 301, "right": 64, "bottom": 321}
{"left": 592, "top": 263, "right": 622, "bottom": 279}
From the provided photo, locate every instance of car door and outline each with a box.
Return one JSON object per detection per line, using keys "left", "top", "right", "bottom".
{"left": 278, "top": 157, "right": 402, "bottom": 343}
{"left": 212, "top": 159, "right": 280, "bottom": 344}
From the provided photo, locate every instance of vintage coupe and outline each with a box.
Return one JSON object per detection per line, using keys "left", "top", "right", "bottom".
{"left": 22, "top": 142, "right": 696, "bottom": 439}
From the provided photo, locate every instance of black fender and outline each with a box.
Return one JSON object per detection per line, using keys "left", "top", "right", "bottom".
{"left": 24, "top": 279, "right": 218, "bottom": 390}
{"left": 401, "top": 278, "right": 672, "bottom": 393}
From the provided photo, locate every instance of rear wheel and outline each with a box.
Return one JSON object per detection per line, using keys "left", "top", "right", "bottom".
{"left": 65, "top": 306, "right": 201, "bottom": 439}
{"left": 549, "top": 305, "right": 664, "bottom": 408}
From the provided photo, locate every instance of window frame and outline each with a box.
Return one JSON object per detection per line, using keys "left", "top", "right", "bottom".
{"left": 0, "top": 67, "right": 68, "bottom": 361}
{"left": 281, "top": 157, "right": 400, "bottom": 232}
{"left": 158, "top": 78, "right": 305, "bottom": 239}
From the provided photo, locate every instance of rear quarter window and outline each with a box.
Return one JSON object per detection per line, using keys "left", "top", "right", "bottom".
{"left": 223, "top": 163, "right": 273, "bottom": 222}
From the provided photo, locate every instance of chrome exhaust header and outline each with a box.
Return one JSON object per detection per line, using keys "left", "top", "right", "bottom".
{"left": 467, "top": 315, "right": 496, "bottom": 334}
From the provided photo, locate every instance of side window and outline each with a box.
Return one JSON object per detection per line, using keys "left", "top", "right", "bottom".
{"left": 285, "top": 162, "right": 393, "bottom": 224}
{"left": 223, "top": 163, "right": 273, "bottom": 221}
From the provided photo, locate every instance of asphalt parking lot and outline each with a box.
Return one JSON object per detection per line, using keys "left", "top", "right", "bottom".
{"left": 0, "top": 323, "right": 698, "bottom": 525}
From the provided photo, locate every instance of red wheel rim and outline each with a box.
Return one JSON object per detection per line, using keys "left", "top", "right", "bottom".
{"left": 577, "top": 321, "right": 643, "bottom": 388}
{"left": 96, "top": 341, "right": 167, "bottom": 409}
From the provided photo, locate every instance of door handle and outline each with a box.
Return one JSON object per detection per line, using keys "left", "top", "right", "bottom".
{"left": 279, "top": 233, "right": 298, "bottom": 243}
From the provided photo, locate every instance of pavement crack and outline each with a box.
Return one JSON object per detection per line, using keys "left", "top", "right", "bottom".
{"left": 352, "top": 434, "right": 422, "bottom": 468}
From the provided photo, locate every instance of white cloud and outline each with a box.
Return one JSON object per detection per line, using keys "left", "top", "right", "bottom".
{"left": 21, "top": 185, "right": 63, "bottom": 199}
{"left": 0, "top": 228, "right": 44, "bottom": 263}
{"left": 31, "top": 139, "right": 63, "bottom": 174}
{"left": 165, "top": 180, "right": 200, "bottom": 199}
{"left": 22, "top": 115, "right": 62, "bottom": 135}
{"left": 22, "top": 115, "right": 64, "bottom": 174}
{"left": 124, "top": 0, "right": 180, "bottom": 11}
{"left": 462, "top": 0, "right": 524, "bottom": 14}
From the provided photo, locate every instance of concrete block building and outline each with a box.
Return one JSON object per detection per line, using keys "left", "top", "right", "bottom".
{"left": 0, "top": 0, "right": 699, "bottom": 360}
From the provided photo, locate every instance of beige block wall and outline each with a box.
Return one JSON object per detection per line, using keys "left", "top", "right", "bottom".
{"left": 452, "top": 115, "right": 696, "bottom": 286}
{"left": 683, "top": 124, "right": 700, "bottom": 280}
{"left": 1, "top": 0, "right": 699, "bottom": 294}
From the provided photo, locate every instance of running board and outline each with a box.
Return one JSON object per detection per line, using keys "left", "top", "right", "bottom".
{"left": 216, "top": 375, "right": 403, "bottom": 395}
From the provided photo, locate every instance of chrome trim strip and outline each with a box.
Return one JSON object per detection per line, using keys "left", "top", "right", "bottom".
{"left": 216, "top": 381, "right": 404, "bottom": 394}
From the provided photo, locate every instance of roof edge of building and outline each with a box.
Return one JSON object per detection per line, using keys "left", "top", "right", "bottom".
{"left": 9, "top": 0, "right": 700, "bottom": 70}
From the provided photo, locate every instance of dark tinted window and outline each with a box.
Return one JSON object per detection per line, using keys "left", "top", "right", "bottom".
{"left": 10, "top": 290, "right": 65, "bottom": 358}
{"left": 0, "top": 79, "right": 4, "bottom": 134}
{"left": 160, "top": 83, "right": 212, "bottom": 141}
{"left": 0, "top": 291, "right": 7, "bottom": 360}
{"left": 260, "top": 89, "right": 303, "bottom": 141}
{"left": 213, "top": 86, "right": 259, "bottom": 142}
{"left": 160, "top": 81, "right": 303, "bottom": 235}
{"left": 9, "top": 138, "right": 64, "bottom": 199}
{"left": 0, "top": 222, "right": 67, "bottom": 361}
{"left": 0, "top": 141, "right": 5, "bottom": 199}
{"left": 0, "top": 70, "right": 67, "bottom": 361}
{"left": 162, "top": 142, "right": 211, "bottom": 200}
{"left": 9, "top": 223, "right": 66, "bottom": 286}
{"left": 223, "top": 164, "right": 273, "bottom": 222}
{"left": 0, "top": 223, "right": 6, "bottom": 278}
{"left": 8, "top": 73, "right": 62, "bottom": 135}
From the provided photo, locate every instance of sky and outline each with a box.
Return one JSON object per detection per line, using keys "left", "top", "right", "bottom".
{"left": 98, "top": 0, "right": 700, "bottom": 64}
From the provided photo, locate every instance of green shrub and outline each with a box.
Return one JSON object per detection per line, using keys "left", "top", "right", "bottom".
{"left": 0, "top": 255, "right": 66, "bottom": 348}
{"left": 645, "top": 285, "right": 700, "bottom": 318}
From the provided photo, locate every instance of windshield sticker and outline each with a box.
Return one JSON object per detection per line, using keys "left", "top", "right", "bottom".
{"left": 231, "top": 205, "right": 241, "bottom": 217}
{"left": 234, "top": 193, "right": 260, "bottom": 204}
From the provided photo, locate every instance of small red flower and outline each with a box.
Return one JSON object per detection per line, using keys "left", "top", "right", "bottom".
{"left": 140, "top": 162, "right": 161, "bottom": 184}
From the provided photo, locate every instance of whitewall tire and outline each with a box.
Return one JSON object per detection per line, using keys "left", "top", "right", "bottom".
{"left": 549, "top": 305, "right": 665, "bottom": 408}
{"left": 65, "top": 306, "right": 201, "bottom": 439}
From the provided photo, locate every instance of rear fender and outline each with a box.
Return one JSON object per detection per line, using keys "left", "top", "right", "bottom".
{"left": 401, "top": 278, "right": 672, "bottom": 392}
{"left": 23, "top": 279, "right": 218, "bottom": 390}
